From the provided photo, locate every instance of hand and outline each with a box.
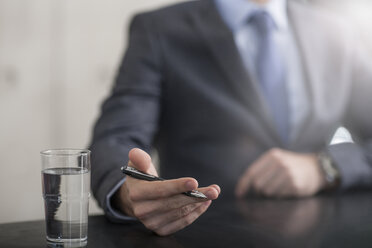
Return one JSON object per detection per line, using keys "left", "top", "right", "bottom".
{"left": 115, "top": 148, "right": 220, "bottom": 236}
{"left": 235, "top": 148, "right": 326, "bottom": 198}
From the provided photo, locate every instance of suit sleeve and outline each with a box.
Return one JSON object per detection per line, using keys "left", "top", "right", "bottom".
{"left": 328, "top": 39, "right": 372, "bottom": 190}
{"left": 89, "top": 14, "right": 162, "bottom": 221}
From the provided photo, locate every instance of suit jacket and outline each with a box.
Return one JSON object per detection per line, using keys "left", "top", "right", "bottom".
{"left": 90, "top": 0, "right": 372, "bottom": 218}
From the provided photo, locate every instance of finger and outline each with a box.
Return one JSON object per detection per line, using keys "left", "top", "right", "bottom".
{"left": 274, "top": 181, "right": 297, "bottom": 198}
{"left": 141, "top": 201, "right": 204, "bottom": 231}
{"left": 197, "top": 185, "right": 220, "bottom": 200}
{"left": 235, "top": 154, "right": 272, "bottom": 198}
{"left": 154, "top": 200, "right": 212, "bottom": 236}
{"left": 210, "top": 184, "right": 221, "bottom": 194}
{"left": 135, "top": 185, "right": 219, "bottom": 219}
{"left": 251, "top": 164, "right": 281, "bottom": 194}
{"left": 260, "top": 172, "right": 288, "bottom": 197}
{"left": 129, "top": 177, "right": 198, "bottom": 201}
{"left": 128, "top": 148, "right": 158, "bottom": 176}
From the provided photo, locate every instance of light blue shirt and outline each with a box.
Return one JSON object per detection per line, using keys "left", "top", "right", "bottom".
{"left": 215, "top": 0, "right": 309, "bottom": 141}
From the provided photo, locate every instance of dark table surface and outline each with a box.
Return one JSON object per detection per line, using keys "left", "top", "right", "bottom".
{"left": 1, "top": 191, "right": 372, "bottom": 248}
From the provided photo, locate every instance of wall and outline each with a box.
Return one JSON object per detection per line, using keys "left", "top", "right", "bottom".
{"left": 0, "top": 0, "right": 180, "bottom": 224}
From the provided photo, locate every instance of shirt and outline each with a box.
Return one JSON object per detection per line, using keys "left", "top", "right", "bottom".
{"left": 214, "top": 0, "right": 309, "bottom": 141}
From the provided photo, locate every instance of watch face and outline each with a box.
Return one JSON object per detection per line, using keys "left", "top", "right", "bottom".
{"left": 318, "top": 153, "right": 340, "bottom": 188}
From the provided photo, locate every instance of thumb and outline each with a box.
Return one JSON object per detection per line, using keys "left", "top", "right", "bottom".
{"left": 128, "top": 148, "right": 158, "bottom": 176}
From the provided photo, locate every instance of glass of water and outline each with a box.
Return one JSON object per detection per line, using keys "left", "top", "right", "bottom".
{"left": 41, "top": 149, "right": 91, "bottom": 247}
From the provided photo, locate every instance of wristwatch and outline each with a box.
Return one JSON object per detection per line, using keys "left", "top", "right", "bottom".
{"left": 318, "top": 151, "right": 341, "bottom": 190}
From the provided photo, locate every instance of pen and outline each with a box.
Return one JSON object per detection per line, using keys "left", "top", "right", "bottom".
{"left": 121, "top": 166, "right": 207, "bottom": 199}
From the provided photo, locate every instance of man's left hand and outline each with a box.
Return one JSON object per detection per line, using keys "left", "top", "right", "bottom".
{"left": 235, "top": 148, "right": 327, "bottom": 198}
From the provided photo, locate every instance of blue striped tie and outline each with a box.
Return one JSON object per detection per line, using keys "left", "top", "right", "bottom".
{"left": 250, "top": 11, "right": 290, "bottom": 143}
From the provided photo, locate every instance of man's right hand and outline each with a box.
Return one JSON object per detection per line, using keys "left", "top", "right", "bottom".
{"left": 115, "top": 148, "right": 220, "bottom": 236}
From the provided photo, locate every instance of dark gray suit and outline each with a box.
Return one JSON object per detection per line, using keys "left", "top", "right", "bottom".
{"left": 90, "top": 0, "right": 372, "bottom": 218}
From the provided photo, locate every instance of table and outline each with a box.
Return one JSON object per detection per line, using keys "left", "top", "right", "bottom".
{"left": 1, "top": 191, "right": 372, "bottom": 248}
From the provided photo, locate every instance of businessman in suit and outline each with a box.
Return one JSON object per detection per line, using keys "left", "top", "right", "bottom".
{"left": 90, "top": 0, "right": 372, "bottom": 236}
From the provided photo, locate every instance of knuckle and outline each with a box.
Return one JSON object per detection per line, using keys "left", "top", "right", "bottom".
{"left": 260, "top": 189, "right": 267, "bottom": 196}
{"left": 132, "top": 208, "right": 142, "bottom": 219}
{"left": 293, "top": 186, "right": 301, "bottom": 196}
{"left": 182, "top": 216, "right": 194, "bottom": 226}
{"left": 269, "top": 148, "right": 282, "bottom": 159}
{"left": 252, "top": 179, "right": 261, "bottom": 190}
{"left": 279, "top": 163, "right": 289, "bottom": 172}
{"left": 253, "top": 182, "right": 262, "bottom": 192}
{"left": 163, "top": 199, "right": 175, "bottom": 211}
{"left": 293, "top": 179, "right": 302, "bottom": 190}
{"left": 144, "top": 221, "right": 159, "bottom": 231}
{"left": 287, "top": 176, "right": 296, "bottom": 187}
{"left": 155, "top": 229, "right": 169, "bottom": 236}
{"left": 262, "top": 188, "right": 271, "bottom": 196}
{"left": 178, "top": 205, "right": 193, "bottom": 218}
{"left": 133, "top": 206, "right": 147, "bottom": 219}
{"left": 289, "top": 180, "right": 301, "bottom": 195}
{"left": 128, "top": 189, "right": 140, "bottom": 202}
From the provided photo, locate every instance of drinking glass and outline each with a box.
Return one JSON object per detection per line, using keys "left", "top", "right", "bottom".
{"left": 41, "top": 149, "right": 90, "bottom": 247}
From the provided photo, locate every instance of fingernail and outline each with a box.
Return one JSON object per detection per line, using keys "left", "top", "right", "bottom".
{"left": 205, "top": 190, "right": 215, "bottom": 199}
{"left": 203, "top": 200, "right": 211, "bottom": 207}
{"left": 214, "top": 185, "right": 221, "bottom": 194}
{"left": 185, "top": 180, "right": 196, "bottom": 191}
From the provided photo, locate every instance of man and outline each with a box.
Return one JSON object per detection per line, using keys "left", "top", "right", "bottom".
{"left": 90, "top": 0, "right": 372, "bottom": 236}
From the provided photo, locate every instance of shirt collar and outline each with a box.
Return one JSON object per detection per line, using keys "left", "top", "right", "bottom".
{"left": 215, "top": 0, "right": 288, "bottom": 32}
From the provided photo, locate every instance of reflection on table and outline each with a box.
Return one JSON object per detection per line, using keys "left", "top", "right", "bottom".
{"left": 1, "top": 190, "right": 372, "bottom": 248}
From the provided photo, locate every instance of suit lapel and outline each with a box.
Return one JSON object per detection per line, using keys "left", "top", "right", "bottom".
{"left": 190, "top": 0, "right": 282, "bottom": 147}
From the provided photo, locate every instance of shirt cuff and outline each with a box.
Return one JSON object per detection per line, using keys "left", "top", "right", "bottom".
{"left": 105, "top": 177, "right": 137, "bottom": 222}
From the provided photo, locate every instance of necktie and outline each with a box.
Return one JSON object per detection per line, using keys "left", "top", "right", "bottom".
{"left": 249, "top": 11, "right": 290, "bottom": 143}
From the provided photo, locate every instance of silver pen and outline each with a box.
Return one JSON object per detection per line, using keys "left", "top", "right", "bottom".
{"left": 121, "top": 166, "right": 207, "bottom": 199}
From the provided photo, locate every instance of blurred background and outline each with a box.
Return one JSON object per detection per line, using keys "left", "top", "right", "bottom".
{"left": 0, "top": 0, "right": 371, "bottom": 224}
